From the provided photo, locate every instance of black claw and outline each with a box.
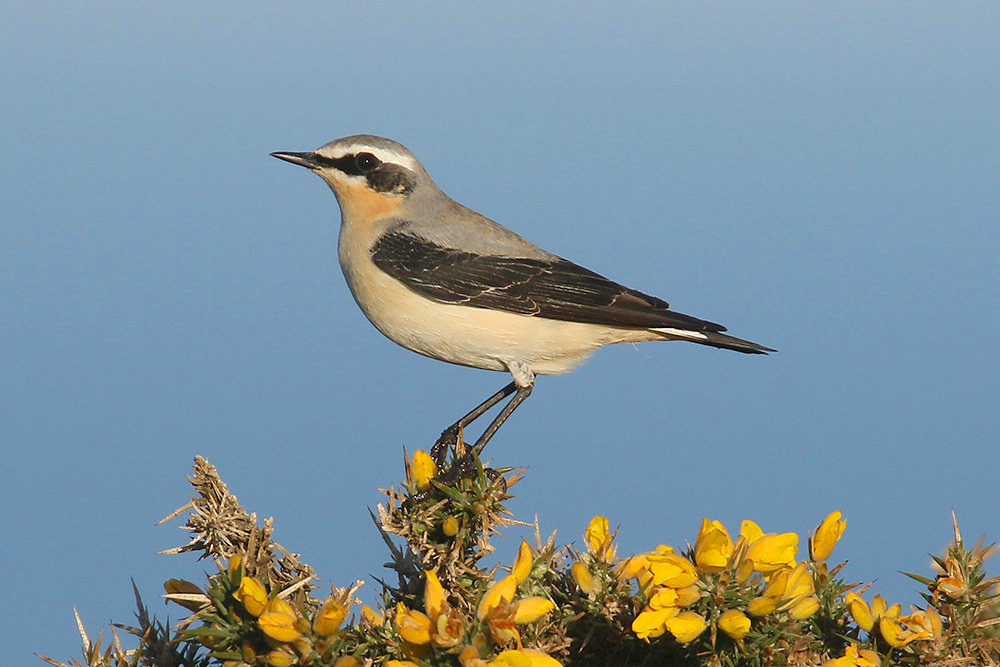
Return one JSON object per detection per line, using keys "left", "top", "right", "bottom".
{"left": 431, "top": 424, "right": 460, "bottom": 466}
{"left": 484, "top": 467, "right": 506, "bottom": 488}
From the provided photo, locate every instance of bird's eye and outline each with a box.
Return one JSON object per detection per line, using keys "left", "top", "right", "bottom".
{"left": 355, "top": 152, "right": 381, "bottom": 173}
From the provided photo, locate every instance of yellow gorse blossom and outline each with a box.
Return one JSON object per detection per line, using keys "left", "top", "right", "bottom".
{"left": 788, "top": 595, "right": 820, "bottom": 620}
{"left": 459, "top": 645, "right": 488, "bottom": 667}
{"left": 476, "top": 551, "right": 556, "bottom": 647}
{"left": 411, "top": 449, "right": 437, "bottom": 491}
{"left": 648, "top": 584, "right": 700, "bottom": 610}
{"left": 258, "top": 597, "right": 304, "bottom": 643}
{"left": 424, "top": 570, "right": 463, "bottom": 647}
{"left": 880, "top": 611, "right": 935, "bottom": 649}
{"left": 694, "top": 518, "right": 734, "bottom": 572}
{"left": 645, "top": 552, "right": 698, "bottom": 588}
{"left": 443, "top": 515, "right": 461, "bottom": 536}
{"left": 264, "top": 648, "right": 296, "bottom": 666}
{"left": 745, "top": 530, "right": 799, "bottom": 574}
{"left": 234, "top": 576, "right": 268, "bottom": 617}
{"left": 313, "top": 597, "right": 348, "bottom": 636}
{"left": 718, "top": 609, "right": 751, "bottom": 640}
{"left": 572, "top": 561, "right": 596, "bottom": 595}
{"left": 844, "top": 591, "right": 875, "bottom": 631}
{"left": 748, "top": 562, "right": 819, "bottom": 619}
{"left": 845, "top": 591, "right": 912, "bottom": 645}
{"left": 822, "top": 644, "right": 880, "bottom": 667}
{"left": 740, "top": 520, "right": 764, "bottom": 544}
{"left": 512, "top": 597, "right": 555, "bottom": 623}
{"left": 395, "top": 601, "right": 433, "bottom": 646}
{"left": 899, "top": 605, "right": 942, "bottom": 642}
{"left": 512, "top": 540, "right": 533, "bottom": 584}
{"left": 747, "top": 595, "right": 778, "bottom": 617}
{"left": 163, "top": 578, "right": 206, "bottom": 612}
{"left": 478, "top": 575, "right": 518, "bottom": 621}
{"left": 490, "top": 649, "right": 563, "bottom": 667}
{"left": 810, "top": 511, "right": 847, "bottom": 561}
{"left": 361, "top": 604, "right": 384, "bottom": 626}
{"left": 616, "top": 544, "right": 675, "bottom": 597}
{"left": 663, "top": 611, "right": 708, "bottom": 643}
{"left": 515, "top": 649, "right": 563, "bottom": 667}
{"left": 632, "top": 607, "right": 678, "bottom": 640}
{"left": 772, "top": 562, "right": 815, "bottom": 605}
{"left": 425, "top": 570, "right": 446, "bottom": 621}
{"left": 584, "top": 515, "right": 615, "bottom": 561}
{"left": 227, "top": 554, "right": 243, "bottom": 580}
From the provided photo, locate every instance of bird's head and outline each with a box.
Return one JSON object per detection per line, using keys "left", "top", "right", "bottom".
{"left": 271, "top": 134, "right": 435, "bottom": 221}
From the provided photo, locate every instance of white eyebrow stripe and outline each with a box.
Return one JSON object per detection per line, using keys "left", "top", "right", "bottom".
{"left": 322, "top": 144, "right": 419, "bottom": 172}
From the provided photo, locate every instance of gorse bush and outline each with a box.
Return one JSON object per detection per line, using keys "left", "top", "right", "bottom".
{"left": 42, "top": 449, "right": 999, "bottom": 667}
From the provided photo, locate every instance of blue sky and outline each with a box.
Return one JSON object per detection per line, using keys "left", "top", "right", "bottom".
{"left": 2, "top": 3, "right": 998, "bottom": 662}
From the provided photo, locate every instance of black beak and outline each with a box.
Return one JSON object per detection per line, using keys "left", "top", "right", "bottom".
{"left": 270, "top": 151, "right": 322, "bottom": 169}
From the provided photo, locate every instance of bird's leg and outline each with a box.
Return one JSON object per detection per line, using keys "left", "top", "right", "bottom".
{"left": 472, "top": 384, "right": 533, "bottom": 455}
{"left": 431, "top": 381, "right": 518, "bottom": 465}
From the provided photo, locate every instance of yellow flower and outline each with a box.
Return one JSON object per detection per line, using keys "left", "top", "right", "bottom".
{"left": 718, "top": 609, "right": 751, "bottom": 640}
{"left": 459, "top": 645, "right": 488, "bottom": 667}
{"left": 425, "top": 570, "right": 446, "bottom": 621}
{"left": 234, "top": 576, "right": 268, "bottom": 617}
{"left": 646, "top": 552, "right": 698, "bottom": 588}
{"left": 664, "top": 611, "right": 707, "bottom": 643}
{"left": 810, "top": 511, "right": 847, "bottom": 561}
{"left": 443, "top": 516, "right": 460, "bottom": 537}
{"left": 846, "top": 592, "right": 905, "bottom": 642}
{"left": 433, "top": 609, "right": 464, "bottom": 648}
{"left": 694, "top": 518, "right": 734, "bottom": 572}
{"left": 489, "top": 650, "right": 531, "bottom": 667}
{"left": 313, "top": 597, "right": 348, "bottom": 636}
{"left": 739, "top": 520, "right": 764, "bottom": 544}
{"left": 477, "top": 571, "right": 554, "bottom": 645}
{"left": 334, "top": 658, "right": 360, "bottom": 667}
{"left": 490, "top": 649, "right": 563, "bottom": 667}
{"left": 512, "top": 541, "right": 534, "bottom": 584}
{"left": 423, "top": 570, "right": 463, "bottom": 647}
{"left": 572, "top": 562, "right": 596, "bottom": 595}
{"left": 411, "top": 449, "right": 436, "bottom": 491}
{"left": 822, "top": 644, "right": 880, "bottom": 667}
{"left": 258, "top": 597, "right": 304, "bottom": 643}
{"left": 163, "top": 579, "right": 207, "bottom": 612}
{"left": 509, "top": 597, "right": 552, "bottom": 624}
{"left": 673, "top": 584, "right": 701, "bottom": 607}
{"left": 745, "top": 532, "right": 798, "bottom": 574}
{"left": 764, "top": 562, "right": 814, "bottom": 609}
{"left": 788, "top": 596, "right": 820, "bottom": 620}
{"left": 477, "top": 575, "right": 518, "bottom": 621}
{"left": 616, "top": 545, "right": 673, "bottom": 584}
{"left": 361, "top": 604, "right": 384, "bottom": 626}
{"left": 227, "top": 554, "right": 243, "bottom": 581}
{"left": 632, "top": 607, "right": 678, "bottom": 641}
{"left": 395, "top": 602, "right": 433, "bottom": 646}
{"left": 880, "top": 612, "right": 930, "bottom": 648}
{"left": 747, "top": 596, "right": 777, "bottom": 616}
{"left": 899, "top": 606, "right": 942, "bottom": 642}
{"left": 648, "top": 586, "right": 680, "bottom": 610}
{"left": 384, "top": 661, "right": 422, "bottom": 667}
{"left": 265, "top": 648, "right": 296, "bottom": 666}
{"left": 584, "top": 515, "right": 614, "bottom": 560}
{"left": 844, "top": 591, "right": 874, "bottom": 631}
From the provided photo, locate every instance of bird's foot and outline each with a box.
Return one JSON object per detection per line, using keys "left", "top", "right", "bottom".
{"left": 431, "top": 423, "right": 462, "bottom": 467}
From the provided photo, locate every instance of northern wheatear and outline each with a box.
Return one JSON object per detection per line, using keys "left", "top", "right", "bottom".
{"left": 272, "top": 135, "right": 773, "bottom": 455}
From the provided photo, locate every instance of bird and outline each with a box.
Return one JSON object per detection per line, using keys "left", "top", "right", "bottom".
{"left": 271, "top": 135, "right": 774, "bottom": 457}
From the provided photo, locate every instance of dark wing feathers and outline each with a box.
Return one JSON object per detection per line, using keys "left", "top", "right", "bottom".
{"left": 370, "top": 230, "right": 728, "bottom": 333}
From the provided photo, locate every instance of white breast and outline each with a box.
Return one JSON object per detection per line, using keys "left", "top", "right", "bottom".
{"left": 337, "top": 227, "right": 652, "bottom": 376}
